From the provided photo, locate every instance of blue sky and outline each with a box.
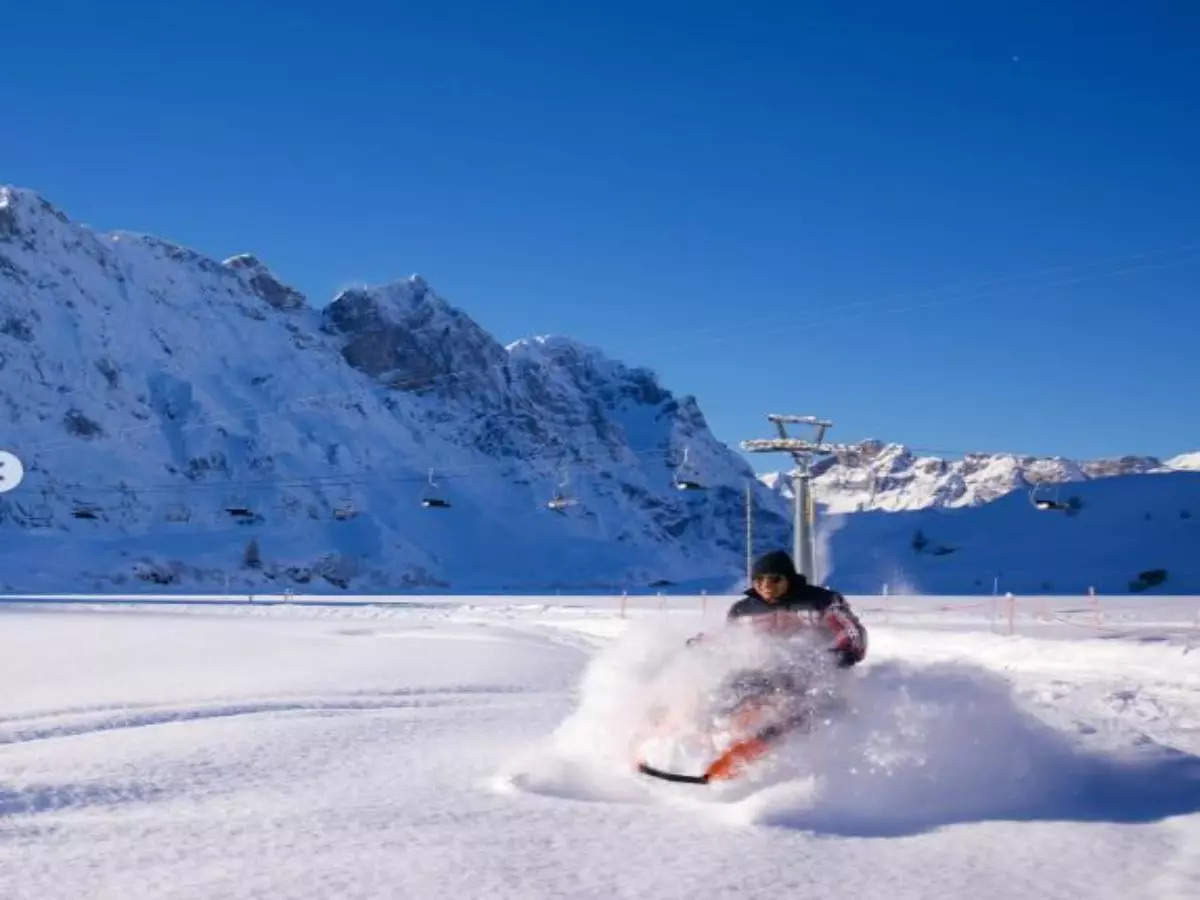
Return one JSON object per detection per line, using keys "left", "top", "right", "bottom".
{"left": 4, "top": 1, "right": 1198, "bottom": 468}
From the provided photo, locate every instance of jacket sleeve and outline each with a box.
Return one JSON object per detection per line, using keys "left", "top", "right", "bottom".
{"left": 820, "top": 594, "right": 867, "bottom": 666}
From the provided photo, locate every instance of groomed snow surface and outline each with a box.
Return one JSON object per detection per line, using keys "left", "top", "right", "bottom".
{"left": 2, "top": 594, "right": 1199, "bottom": 899}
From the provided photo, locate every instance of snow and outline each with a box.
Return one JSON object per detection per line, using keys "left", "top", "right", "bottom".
{"left": 761, "top": 441, "right": 1184, "bottom": 514}
{"left": 2, "top": 593, "right": 1198, "bottom": 899}
{"left": 821, "top": 470, "right": 1200, "bottom": 594}
{"left": 4, "top": 184, "right": 1196, "bottom": 595}
{"left": 0, "top": 185, "right": 785, "bottom": 593}
{"left": 1167, "top": 452, "right": 1200, "bottom": 472}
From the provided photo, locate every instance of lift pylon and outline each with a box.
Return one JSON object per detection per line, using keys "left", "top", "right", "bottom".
{"left": 740, "top": 415, "right": 847, "bottom": 583}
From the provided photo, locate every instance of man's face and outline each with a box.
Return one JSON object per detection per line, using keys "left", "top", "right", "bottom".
{"left": 753, "top": 573, "right": 788, "bottom": 602}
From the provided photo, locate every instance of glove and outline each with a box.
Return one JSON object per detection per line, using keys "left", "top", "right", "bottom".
{"left": 828, "top": 647, "right": 856, "bottom": 668}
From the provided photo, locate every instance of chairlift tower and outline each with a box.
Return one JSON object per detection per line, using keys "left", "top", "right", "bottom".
{"left": 740, "top": 415, "right": 841, "bottom": 583}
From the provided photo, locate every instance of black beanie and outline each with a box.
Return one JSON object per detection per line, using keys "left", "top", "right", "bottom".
{"left": 751, "top": 550, "right": 798, "bottom": 579}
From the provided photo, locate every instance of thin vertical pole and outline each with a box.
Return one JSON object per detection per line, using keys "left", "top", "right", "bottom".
{"left": 793, "top": 465, "right": 815, "bottom": 582}
{"left": 745, "top": 481, "right": 753, "bottom": 583}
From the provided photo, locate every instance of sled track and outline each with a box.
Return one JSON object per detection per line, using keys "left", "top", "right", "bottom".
{"left": 0, "top": 686, "right": 537, "bottom": 748}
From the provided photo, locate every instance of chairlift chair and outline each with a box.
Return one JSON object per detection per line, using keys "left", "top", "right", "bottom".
{"left": 1029, "top": 483, "right": 1068, "bottom": 512}
{"left": 546, "top": 467, "right": 580, "bottom": 513}
{"left": 72, "top": 504, "right": 101, "bottom": 520}
{"left": 333, "top": 499, "right": 358, "bottom": 520}
{"left": 672, "top": 446, "right": 706, "bottom": 491}
{"left": 164, "top": 504, "right": 191, "bottom": 523}
{"left": 420, "top": 469, "right": 451, "bottom": 509}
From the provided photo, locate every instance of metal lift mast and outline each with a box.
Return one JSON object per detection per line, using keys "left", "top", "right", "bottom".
{"left": 740, "top": 415, "right": 843, "bottom": 583}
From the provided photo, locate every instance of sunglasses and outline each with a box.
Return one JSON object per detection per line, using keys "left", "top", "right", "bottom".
{"left": 753, "top": 574, "right": 786, "bottom": 584}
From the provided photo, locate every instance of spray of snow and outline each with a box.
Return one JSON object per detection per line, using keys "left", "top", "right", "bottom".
{"left": 509, "top": 624, "right": 1200, "bottom": 835}
{"left": 725, "top": 659, "right": 1200, "bottom": 834}
{"left": 508, "top": 622, "right": 834, "bottom": 795}
{"left": 814, "top": 513, "right": 846, "bottom": 586}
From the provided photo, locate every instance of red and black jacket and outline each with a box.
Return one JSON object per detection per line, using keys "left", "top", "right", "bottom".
{"left": 727, "top": 581, "right": 867, "bottom": 666}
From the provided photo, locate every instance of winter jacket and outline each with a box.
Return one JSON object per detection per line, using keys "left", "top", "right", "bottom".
{"left": 727, "top": 581, "right": 867, "bottom": 667}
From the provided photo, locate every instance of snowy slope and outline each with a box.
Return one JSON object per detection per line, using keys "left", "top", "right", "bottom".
{"left": 3, "top": 185, "right": 1195, "bottom": 595}
{"left": 0, "top": 186, "right": 788, "bottom": 592}
{"left": 0, "top": 597, "right": 1197, "bottom": 899}
{"left": 822, "top": 470, "right": 1200, "bottom": 595}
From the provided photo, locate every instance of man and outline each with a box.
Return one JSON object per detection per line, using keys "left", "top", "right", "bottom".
{"left": 727, "top": 549, "right": 867, "bottom": 667}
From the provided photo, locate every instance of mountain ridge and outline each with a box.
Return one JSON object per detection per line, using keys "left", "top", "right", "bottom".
{"left": 761, "top": 440, "right": 1199, "bottom": 514}
{"left": 0, "top": 185, "right": 788, "bottom": 592}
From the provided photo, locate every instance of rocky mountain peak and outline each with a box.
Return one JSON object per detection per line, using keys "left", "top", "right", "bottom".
{"left": 322, "top": 278, "right": 508, "bottom": 398}
{"left": 222, "top": 253, "right": 307, "bottom": 310}
{"left": 0, "top": 186, "right": 75, "bottom": 251}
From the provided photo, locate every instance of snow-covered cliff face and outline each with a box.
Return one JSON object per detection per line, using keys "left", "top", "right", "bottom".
{"left": 0, "top": 186, "right": 787, "bottom": 592}
{"left": 761, "top": 440, "right": 1186, "bottom": 513}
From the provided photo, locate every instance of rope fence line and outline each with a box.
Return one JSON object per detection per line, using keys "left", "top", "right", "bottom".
{"left": 0, "top": 591, "right": 1196, "bottom": 643}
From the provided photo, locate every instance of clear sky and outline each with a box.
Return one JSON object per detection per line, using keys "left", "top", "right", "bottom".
{"left": 4, "top": 1, "right": 1198, "bottom": 469}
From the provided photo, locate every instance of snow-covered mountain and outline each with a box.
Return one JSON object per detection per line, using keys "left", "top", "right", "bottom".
{"left": 0, "top": 186, "right": 788, "bottom": 592}
{"left": 4, "top": 185, "right": 1195, "bottom": 595}
{"left": 761, "top": 440, "right": 1191, "bottom": 513}
{"left": 1166, "top": 451, "right": 1200, "bottom": 472}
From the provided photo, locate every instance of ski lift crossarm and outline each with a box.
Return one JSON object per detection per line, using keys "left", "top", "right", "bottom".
{"left": 767, "top": 414, "right": 833, "bottom": 444}
{"left": 766, "top": 415, "right": 833, "bottom": 427}
{"left": 740, "top": 438, "right": 845, "bottom": 455}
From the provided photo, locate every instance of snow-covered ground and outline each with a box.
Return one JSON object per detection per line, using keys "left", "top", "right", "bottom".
{"left": 2, "top": 594, "right": 1199, "bottom": 899}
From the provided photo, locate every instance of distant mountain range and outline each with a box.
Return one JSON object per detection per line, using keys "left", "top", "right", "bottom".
{"left": 761, "top": 441, "right": 1200, "bottom": 513}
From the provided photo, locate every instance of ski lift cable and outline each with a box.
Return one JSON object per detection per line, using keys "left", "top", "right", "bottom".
{"left": 9, "top": 414, "right": 788, "bottom": 502}
{"left": 801, "top": 242, "right": 1200, "bottom": 322}
{"left": 810, "top": 251, "right": 1200, "bottom": 329}
{"left": 585, "top": 242, "right": 1200, "bottom": 362}
{"left": 15, "top": 449, "right": 771, "bottom": 537}
{"left": 15, "top": 439, "right": 738, "bottom": 503}
{"left": 105, "top": 235, "right": 1200, "bottom": 360}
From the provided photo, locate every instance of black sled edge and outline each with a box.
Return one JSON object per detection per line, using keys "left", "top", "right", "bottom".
{"left": 637, "top": 761, "right": 710, "bottom": 784}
